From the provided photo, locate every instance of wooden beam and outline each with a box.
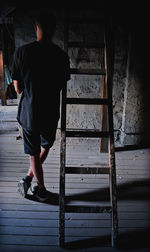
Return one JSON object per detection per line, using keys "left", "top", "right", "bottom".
{"left": 0, "top": 17, "right": 13, "bottom": 24}
{"left": 0, "top": 16, "right": 15, "bottom": 106}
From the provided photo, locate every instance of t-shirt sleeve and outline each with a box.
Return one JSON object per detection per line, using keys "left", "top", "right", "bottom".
{"left": 11, "top": 48, "right": 22, "bottom": 82}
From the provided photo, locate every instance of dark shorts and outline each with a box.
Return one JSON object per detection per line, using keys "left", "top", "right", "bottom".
{"left": 23, "top": 125, "right": 58, "bottom": 155}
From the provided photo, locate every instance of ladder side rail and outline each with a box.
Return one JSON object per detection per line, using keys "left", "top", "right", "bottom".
{"left": 99, "top": 16, "right": 108, "bottom": 152}
{"left": 59, "top": 10, "right": 69, "bottom": 248}
{"left": 105, "top": 16, "right": 118, "bottom": 247}
{"left": 59, "top": 84, "right": 67, "bottom": 247}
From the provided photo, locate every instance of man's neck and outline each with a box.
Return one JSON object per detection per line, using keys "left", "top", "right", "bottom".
{"left": 36, "top": 34, "right": 43, "bottom": 42}
{"left": 36, "top": 26, "right": 43, "bottom": 42}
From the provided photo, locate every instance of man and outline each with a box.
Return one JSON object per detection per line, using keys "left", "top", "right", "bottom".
{"left": 11, "top": 11, "right": 70, "bottom": 201}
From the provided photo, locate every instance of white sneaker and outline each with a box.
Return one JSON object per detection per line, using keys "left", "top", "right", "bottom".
{"left": 18, "top": 178, "right": 31, "bottom": 197}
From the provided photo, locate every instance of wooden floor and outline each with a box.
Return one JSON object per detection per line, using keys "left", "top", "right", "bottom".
{"left": 0, "top": 131, "right": 150, "bottom": 252}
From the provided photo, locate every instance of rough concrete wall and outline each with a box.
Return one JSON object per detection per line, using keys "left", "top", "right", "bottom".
{"left": 113, "top": 25, "right": 128, "bottom": 145}
{"left": 121, "top": 31, "right": 150, "bottom": 146}
{"left": 67, "top": 46, "right": 103, "bottom": 130}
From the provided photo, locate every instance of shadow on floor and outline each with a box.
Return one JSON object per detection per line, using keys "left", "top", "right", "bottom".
{"left": 26, "top": 178, "right": 150, "bottom": 205}
{"left": 25, "top": 179, "right": 150, "bottom": 250}
{"left": 68, "top": 179, "right": 150, "bottom": 202}
{"left": 63, "top": 228, "right": 150, "bottom": 250}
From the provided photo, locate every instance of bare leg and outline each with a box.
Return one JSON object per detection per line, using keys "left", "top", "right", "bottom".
{"left": 27, "top": 147, "right": 50, "bottom": 179}
{"left": 40, "top": 147, "right": 50, "bottom": 164}
{"left": 30, "top": 154, "right": 45, "bottom": 189}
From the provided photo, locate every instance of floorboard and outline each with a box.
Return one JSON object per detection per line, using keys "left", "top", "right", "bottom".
{"left": 0, "top": 129, "right": 150, "bottom": 251}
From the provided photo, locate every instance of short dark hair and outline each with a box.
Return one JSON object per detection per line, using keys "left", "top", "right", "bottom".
{"left": 35, "top": 10, "right": 56, "bottom": 38}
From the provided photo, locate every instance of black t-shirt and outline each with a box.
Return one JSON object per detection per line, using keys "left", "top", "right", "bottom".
{"left": 11, "top": 41, "right": 70, "bottom": 130}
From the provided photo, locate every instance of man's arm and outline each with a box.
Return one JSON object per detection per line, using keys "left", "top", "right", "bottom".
{"left": 13, "top": 80, "right": 23, "bottom": 94}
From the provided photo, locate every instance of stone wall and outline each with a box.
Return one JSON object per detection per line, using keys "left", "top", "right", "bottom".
{"left": 120, "top": 28, "right": 150, "bottom": 146}
{"left": 13, "top": 9, "right": 150, "bottom": 147}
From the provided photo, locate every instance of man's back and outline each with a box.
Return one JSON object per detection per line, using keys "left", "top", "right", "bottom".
{"left": 12, "top": 41, "right": 70, "bottom": 130}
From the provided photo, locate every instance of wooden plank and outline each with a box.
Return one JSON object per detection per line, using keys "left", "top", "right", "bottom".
{"left": 0, "top": 226, "right": 58, "bottom": 235}
{"left": 0, "top": 235, "right": 58, "bottom": 245}
{"left": 64, "top": 227, "right": 150, "bottom": 241}
{"left": 0, "top": 177, "right": 109, "bottom": 184}
{"left": 0, "top": 170, "right": 149, "bottom": 180}
{"left": 1, "top": 183, "right": 150, "bottom": 198}
{"left": 3, "top": 175, "right": 149, "bottom": 185}
{"left": 70, "top": 68, "right": 106, "bottom": 75}
{"left": 66, "top": 130, "right": 110, "bottom": 138}
{"left": 65, "top": 167, "right": 110, "bottom": 174}
{"left": 1, "top": 169, "right": 150, "bottom": 178}
{"left": 0, "top": 203, "right": 59, "bottom": 211}
{"left": 1, "top": 152, "right": 150, "bottom": 162}
{"left": 0, "top": 229, "right": 149, "bottom": 251}
{"left": 0, "top": 226, "right": 115, "bottom": 237}
{"left": 1, "top": 156, "right": 148, "bottom": 163}
{"left": 1, "top": 218, "right": 150, "bottom": 228}
{"left": 1, "top": 210, "right": 150, "bottom": 220}
{"left": 1, "top": 160, "right": 150, "bottom": 169}
{"left": 0, "top": 218, "right": 59, "bottom": 227}
{"left": 65, "top": 205, "right": 112, "bottom": 213}
{"left": 65, "top": 98, "right": 109, "bottom": 105}
{"left": 0, "top": 211, "right": 59, "bottom": 219}
{"left": 8, "top": 214, "right": 150, "bottom": 222}
{"left": 0, "top": 178, "right": 149, "bottom": 189}
{"left": 0, "top": 182, "right": 109, "bottom": 190}
{"left": 0, "top": 245, "right": 65, "bottom": 252}
{"left": 0, "top": 178, "right": 149, "bottom": 195}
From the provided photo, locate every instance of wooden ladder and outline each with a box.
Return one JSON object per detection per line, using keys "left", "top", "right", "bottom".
{"left": 59, "top": 11, "right": 118, "bottom": 248}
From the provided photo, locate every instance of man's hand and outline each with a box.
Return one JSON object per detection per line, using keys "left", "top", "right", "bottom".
{"left": 13, "top": 80, "right": 23, "bottom": 94}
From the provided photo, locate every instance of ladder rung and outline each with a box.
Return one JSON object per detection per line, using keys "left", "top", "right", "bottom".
{"left": 70, "top": 68, "right": 106, "bottom": 75}
{"left": 65, "top": 166, "right": 110, "bottom": 174}
{"left": 68, "top": 41, "right": 105, "bottom": 48}
{"left": 65, "top": 205, "right": 112, "bottom": 213}
{"left": 66, "top": 130, "right": 110, "bottom": 138}
{"left": 65, "top": 98, "right": 109, "bottom": 105}
{"left": 68, "top": 17, "right": 104, "bottom": 24}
